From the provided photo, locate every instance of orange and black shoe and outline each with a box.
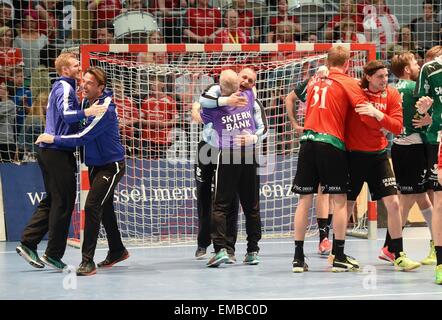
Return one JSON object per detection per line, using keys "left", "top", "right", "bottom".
{"left": 97, "top": 249, "right": 130, "bottom": 268}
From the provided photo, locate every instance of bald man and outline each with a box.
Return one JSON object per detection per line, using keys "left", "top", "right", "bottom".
{"left": 199, "top": 69, "right": 264, "bottom": 267}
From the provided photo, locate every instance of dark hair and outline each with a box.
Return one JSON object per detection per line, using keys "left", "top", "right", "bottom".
{"left": 97, "top": 21, "right": 114, "bottom": 36}
{"left": 84, "top": 67, "right": 107, "bottom": 88}
{"left": 423, "top": 0, "right": 436, "bottom": 10}
{"left": 361, "top": 60, "right": 387, "bottom": 88}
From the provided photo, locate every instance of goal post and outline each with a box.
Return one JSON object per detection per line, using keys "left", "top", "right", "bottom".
{"left": 68, "top": 42, "right": 376, "bottom": 248}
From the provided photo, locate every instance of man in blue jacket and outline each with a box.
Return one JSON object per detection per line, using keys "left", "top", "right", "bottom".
{"left": 16, "top": 53, "right": 107, "bottom": 270}
{"left": 36, "top": 67, "right": 128, "bottom": 276}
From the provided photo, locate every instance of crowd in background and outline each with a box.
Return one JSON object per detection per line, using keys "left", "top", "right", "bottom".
{"left": 0, "top": 0, "right": 441, "bottom": 161}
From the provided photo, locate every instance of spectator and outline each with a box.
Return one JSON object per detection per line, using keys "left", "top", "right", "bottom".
{"left": 362, "top": 0, "right": 399, "bottom": 59}
{"left": 137, "top": 30, "right": 168, "bottom": 64}
{"left": 325, "top": 0, "right": 363, "bottom": 41}
{"left": 20, "top": 90, "right": 47, "bottom": 160}
{"left": 112, "top": 79, "right": 139, "bottom": 155}
{"left": 32, "top": 0, "right": 59, "bottom": 40}
{"left": 357, "top": 0, "right": 390, "bottom": 21}
{"left": 267, "top": 0, "right": 300, "bottom": 43}
{"left": 7, "top": 66, "right": 32, "bottom": 157}
{"left": 0, "top": 0, "right": 14, "bottom": 28}
{"left": 301, "top": 32, "right": 318, "bottom": 42}
{"left": 140, "top": 76, "right": 178, "bottom": 159}
{"left": 96, "top": 22, "right": 115, "bottom": 44}
{"left": 267, "top": 21, "right": 298, "bottom": 62}
{"left": 0, "top": 80, "right": 16, "bottom": 162}
{"left": 120, "top": 0, "right": 146, "bottom": 13}
{"left": 269, "top": 20, "right": 297, "bottom": 43}
{"left": 150, "top": 0, "right": 186, "bottom": 43}
{"left": 0, "top": 26, "right": 23, "bottom": 83}
{"left": 13, "top": 9, "right": 49, "bottom": 82}
{"left": 87, "top": 0, "right": 122, "bottom": 29}
{"left": 211, "top": 9, "right": 248, "bottom": 44}
{"left": 410, "top": 0, "right": 442, "bottom": 51}
{"left": 182, "top": 0, "right": 221, "bottom": 43}
{"left": 234, "top": 0, "right": 260, "bottom": 42}
{"left": 387, "top": 25, "right": 424, "bottom": 62}
{"left": 335, "top": 18, "right": 367, "bottom": 43}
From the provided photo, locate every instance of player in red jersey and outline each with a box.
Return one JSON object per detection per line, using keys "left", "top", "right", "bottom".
{"left": 292, "top": 46, "right": 369, "bottom": 273}
{"left": 345, "top": 60, "right": 421, "bottom": 271}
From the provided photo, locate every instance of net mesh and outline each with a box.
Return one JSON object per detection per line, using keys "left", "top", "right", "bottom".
{"left": 66, "top": 46, "right": 371, "bottom": 246}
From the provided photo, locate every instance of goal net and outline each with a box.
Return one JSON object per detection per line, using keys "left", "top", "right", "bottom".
{"left": 69, "top": 43, "right": 375, "bottom": 247}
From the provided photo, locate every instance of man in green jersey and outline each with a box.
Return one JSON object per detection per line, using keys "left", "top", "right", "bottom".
{"left": 414, "top": 46, "right": 442, "bottom": 284}
{"left": 390, "top": 52, "right": 435, "bottom": 266}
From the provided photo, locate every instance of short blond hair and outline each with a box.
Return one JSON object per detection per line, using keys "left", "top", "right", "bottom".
{"left": 327, "top": 45, "right": 350, "bottom": 68}
{"left": 55, "top": 52, "right": 77, "bottom": 76}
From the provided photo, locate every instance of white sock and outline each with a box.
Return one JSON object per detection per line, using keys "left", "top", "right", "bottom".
{"left": 421, "top": 207, "right": 433, "bottom": 238}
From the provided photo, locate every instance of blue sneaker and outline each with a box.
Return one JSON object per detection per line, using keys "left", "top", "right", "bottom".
{"left": 40, "top": 254, "right": 67, "bottom": 271}
{"left": 207, "top": 249, "right": 229, "bottom": 267}
{"left": 16, "top": 244, "right": 44, "bottom": 269}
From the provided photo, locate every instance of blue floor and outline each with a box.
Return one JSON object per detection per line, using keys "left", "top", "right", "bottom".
{"left": 1, "top": 227, "right": 441, "bottom": 300}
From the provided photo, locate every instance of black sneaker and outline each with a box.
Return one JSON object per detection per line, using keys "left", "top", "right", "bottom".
{"left": 292, "top": 258, "right": 308, "bottom": 273}
{"left": 16, "top": 244, "right": 45, "bottom": 269}
{"left": 195, "top": 247, "right": 207, "bottom": 260}
{"left": 97, "top": 249, "right": 130, "bottom": 268}
{"left": 332, "top": 254, "right": 360, "bottom": 272}
{"left": 40, "top": 254, "right": 67, "bottom": 271}
{"left": 77, "top": 260, "right": 97, "bottom": 276}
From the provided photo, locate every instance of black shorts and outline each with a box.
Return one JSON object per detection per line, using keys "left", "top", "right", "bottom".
{"left": 347, "top": 151, "right": 397, "bottom": 201}
{"left": 425, "top": 144, "right": 442, "bottom": 191}
{"left": 292, "top": 141, "right": 348, "bottom": 194}
{"left": 391, "top": 143, "right": 427, "bottom": 194}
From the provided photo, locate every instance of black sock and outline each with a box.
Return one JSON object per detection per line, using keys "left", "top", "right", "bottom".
{"left": 294, "top": 241, "right": 304, "bottom": 260}
{"left": 326, "top": 214, "right": 333, "bottom": 238}
{"left": 389, "top": 238, "right": 403, "bottom": 259}
{"left": 436, "top": 246, "right": 442, "bottom": 266}
{"left": 332, "top": 234, "right": 336, "bottom": 255}
{"left": 334, "top": 239, "right": 345, "bottom": 260}
{"left": 317, "top": 218, "right": 328, "bottom": 242}
{"left": 385, "top": 227, "right": 405, "bottom": 249}
{"left": 383, "top": 230, "right": 391, "bottom": 248}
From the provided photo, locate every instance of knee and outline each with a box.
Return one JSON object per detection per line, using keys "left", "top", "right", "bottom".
{"left": 385, "top": 196, "right": 400, "bottom": 214}
{"left": 84, "top": 200, "right": 101, "bottom": 214}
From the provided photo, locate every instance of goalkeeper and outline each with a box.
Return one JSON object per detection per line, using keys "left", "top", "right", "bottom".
{"left": 198, "top": 69, "right": 267, "bottom": 267}
{"left": 192, "top": 68, "right": 267, "bottom": 264}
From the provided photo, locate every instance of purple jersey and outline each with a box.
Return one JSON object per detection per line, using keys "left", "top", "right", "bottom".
{"left": 201, "top": 90, "right": 256, "bottom": 149}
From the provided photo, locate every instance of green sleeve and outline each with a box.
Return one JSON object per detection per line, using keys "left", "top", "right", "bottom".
{"left": 293, "top": 79, "right": 309, "bottom": 103}
{"left": 414, "top": 65, "right": 430, "bottom": 98}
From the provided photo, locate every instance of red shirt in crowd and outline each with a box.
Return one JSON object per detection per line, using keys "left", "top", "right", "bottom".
{"left": 269, "top": 16, "right": 299, "bottom": 33}
{"left": 95, "top": 0, "right": 122, "bottom": 25}
{"left": 238, "top": 9, "right": 254, "bottom": 38}
{"left": 115, "top": 96, "right": 139, "bottom": 139}
{"left": 214, "top": 29, "right": 248, "bottom": 44}
{"left": 328, "top": 14, "right": 364, "bottom": 33}
{"left": 185, "top": 7, "right": 222, "bottom": 37}
{"left": 140, "top": 95, "right": 177, "bottom": 145}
